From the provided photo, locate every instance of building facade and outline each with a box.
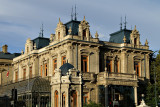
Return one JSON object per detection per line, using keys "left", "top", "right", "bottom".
{"left": 0, "top": 16, "right": 151, "bottom": 107}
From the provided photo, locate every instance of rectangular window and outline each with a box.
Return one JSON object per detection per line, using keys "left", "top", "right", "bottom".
{"left": 62, "top": 93, "right": 66, "bottom": 107}
{"left": 83, "top": 92, "right": 88, "bottom": 104}
{"left": 134, "top": 62, "right": 140, "bottom": 76}
{"left": 15, "top": 71, "right": 18, "bottom": 82}
{"left": 106, "top": 60, "right": 112, "bottom": 72}
{"left": 23, "top": 69, "right": 26, "bottom": 80}
{"left": 58, "top": 32, "right": 60, "bottom": 39}
{"left": 62, "top": 56, "right": 66, "bottom": 65}
{"left": 41, "top": 65, "right": 43, "bottom": 77}
{"left": 29, "top": 67, "right": 32, "bottom": 78}
{"left": 45, "top": 64, "right": 47, "bottom": 76}
{"left": 53, "top": 58, "right": 57, "bottom": 75}
{"left": 115, "top": 60, "right": 119, "bottom": 73}
{"left": 81, "top": 55, "right": 88, "bottom": 72}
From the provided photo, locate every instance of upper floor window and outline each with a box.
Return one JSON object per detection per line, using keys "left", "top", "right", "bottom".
{"left": 62, "top": 56, "right": 66, "bottom": 65}
{"left": 71, "top": 91, "right": 77, "bottom": 107}
{"left": 134, "top": 61, "right": 140, "bottom": 76}
{"left": 53, "top": 58, "right": 57, "bottom": 75}
{"left": 55, "top": 90, "right": 58, "bottom": 107}
{"left": 45, "top": 64, "right": 48, "bottom": 76}
{"left": 114, "top": 60, "right": 119, "bottom": 73}
{"left": 83, "top": 92, "right": 89, "bottom": 104}
{"left": 23, "top": 69, "right": 26, "bottom": 80}
{"left": 29, "top": 67, "right": 32, "bottom": 78}
{"left": 41, "top": 65, "right": 43, "bottom": 77}
{"left": 106, "top": 59, "right": 112, "bottom": 72}
{"left": 62, "top": 93, "right": 66, "bottom": 107}
{"left": 81, "top": 55, "right": 88, "bottom": 72}
{"left": 15, "top": 71, "right": 18, "bottom": 82}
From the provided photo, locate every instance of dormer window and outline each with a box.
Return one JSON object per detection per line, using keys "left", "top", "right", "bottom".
{"left": 83, "top": 29, "right": 86, "bottom": 37}
{"left": 134, "top": 38, "right": 137, "bottom": 45}
{"left": 27, "top": 47, "right": 29, "bottom": 53}
{"left": 58, "top": 32, "right": 60, "bottom": 39}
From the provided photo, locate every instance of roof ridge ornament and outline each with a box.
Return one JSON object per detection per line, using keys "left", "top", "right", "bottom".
{"left": 39, "top": 23, "right": 44, "bottom": 37}
{"left": 95, "top": 31, "right": 99, "bottom": 38}
{"left": 124, "top": 15, "right": 127, "bottom": 29}
{"left": 83, "top": 16, "right": 85, "bottom": 21}
{"left": 71, "top": 6, "right": 73, "bottom": 21}
{"left": 74, "top": 4, "right": 77, "bottom": 21}
{"left": 145, "top": 39, "right": 148, "bottom": 46}
{"left": 120, "top": 17, "right": 122, "bottom": 30}
{"left": 123, "top": 35, "right": 127, "bottom": 43}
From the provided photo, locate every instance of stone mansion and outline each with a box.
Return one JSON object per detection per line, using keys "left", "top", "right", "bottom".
{"left": 0, "top": 16, "right": 152, "bottom": 107}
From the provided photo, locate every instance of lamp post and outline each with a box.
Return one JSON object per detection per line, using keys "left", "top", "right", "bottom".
{"left": 154, "top": 61, "right": 157, "bottom": 107}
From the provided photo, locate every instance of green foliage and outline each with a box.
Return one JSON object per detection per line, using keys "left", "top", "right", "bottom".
{"left": 145, "top": 50, "right": 160, "bottom": 106}
{"left": 83, "top": 101, "right": 102, "bottom": 107}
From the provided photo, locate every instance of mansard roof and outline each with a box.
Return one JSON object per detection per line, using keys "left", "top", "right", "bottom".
{"left": 109, "top": 29, "right": 132, "bottom": 43}
{"left": 59, "top": 63, "right": 74, "bottom": 76}
{"left": 65, "top": 20, "right": 80, "bottom": 35}
{"left": 32, "top": 37, "right": 50, "bottom": 49}
{"left": 0, "top": 52, "right": 20, "bottom": 60}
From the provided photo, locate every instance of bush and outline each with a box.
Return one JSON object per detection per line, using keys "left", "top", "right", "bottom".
{"left": 83, "top": 101, "right": 102, "bottom": 107}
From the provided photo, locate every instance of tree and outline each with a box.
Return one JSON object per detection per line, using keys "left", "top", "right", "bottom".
{"left": 145, "top": 50, "right": 160, "bottom": 106}
{"left": 83, "top": 101, "right": 102, "bottom": 107}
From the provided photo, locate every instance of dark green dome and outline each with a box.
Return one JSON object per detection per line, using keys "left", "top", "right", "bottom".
{"left": 59, "top": 63, "right": 74, "bottom": 76}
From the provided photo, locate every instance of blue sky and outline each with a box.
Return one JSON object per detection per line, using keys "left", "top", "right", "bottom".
{"left": 0, "top": 0, "right": 160, "bottom": 53}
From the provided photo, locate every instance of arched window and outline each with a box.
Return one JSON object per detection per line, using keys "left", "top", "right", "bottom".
{"left": 55, "top": 90, "right": 58, "bottom": 107}
{"left": 71, "top": 91, "right": 77, "bottom": 107}
{"left": 62, "top": 93, "right": 66, "bottom": 107}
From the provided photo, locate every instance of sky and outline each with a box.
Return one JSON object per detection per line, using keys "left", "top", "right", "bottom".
{"left": 0, "top": 0, "right": 160, "bottom": 53}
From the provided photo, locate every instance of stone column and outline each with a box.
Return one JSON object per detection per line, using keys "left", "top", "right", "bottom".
{"left": 105, "top": 85, "right": 108, "bottom": 107}
{"left": 134, "top": 86, "right": 138, "bottom": 106}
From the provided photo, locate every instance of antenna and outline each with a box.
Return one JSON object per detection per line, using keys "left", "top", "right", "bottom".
{"left": 71, "top": 6, "right": 73, "bottom": 20}
{"left": 120, "top": 17, "right": 122, "bottom": 30}
{"left": 74, "top": 4, "right": 77, "bottom": 21}
{"left": 124, "top": 15, "right": 127, "bottom": 29}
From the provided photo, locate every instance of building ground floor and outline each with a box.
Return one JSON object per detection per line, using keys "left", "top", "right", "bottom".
{"left": 0, "top": 76, "right": 144, "bottom": 107}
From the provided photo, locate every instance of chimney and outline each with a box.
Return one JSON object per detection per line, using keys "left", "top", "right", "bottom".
{"left": 2, "top": 45, "right": 8, "bottom": 53}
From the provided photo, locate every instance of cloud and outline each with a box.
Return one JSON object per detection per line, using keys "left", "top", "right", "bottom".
{"left": 0, "top": 0, "right": 159, "bottom": 53}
